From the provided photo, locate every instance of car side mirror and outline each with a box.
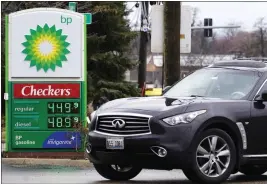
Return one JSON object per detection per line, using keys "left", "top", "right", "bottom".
{"left": 162, "top": 86, "right": 171, "bottom": 94}
{"left": 255, "top": 90, "right": 267, "bottom": 101}
{"left": 261, "top": 90, "right": 267, "bottom": 101}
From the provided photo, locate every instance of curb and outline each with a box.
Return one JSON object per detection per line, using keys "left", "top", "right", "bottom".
{"left": 2, "top": 158, "right": 93, "bottom": 169}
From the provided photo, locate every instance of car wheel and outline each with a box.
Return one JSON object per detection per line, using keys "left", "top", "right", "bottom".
{"left": 93, "top": 164, "right": 142, "bottom": 181}
{"left": 183, "top": 128, "right": 237, "bottom": 184}
{"left": 240, "top": 165, "right": 267, "bottom": 176}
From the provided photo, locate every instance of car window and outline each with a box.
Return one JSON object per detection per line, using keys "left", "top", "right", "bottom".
{"left": 164, "top": 68, "right": 260, "bottom": 100}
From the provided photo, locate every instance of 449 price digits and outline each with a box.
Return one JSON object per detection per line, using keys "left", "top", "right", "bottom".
{"left": 47, "top": 102, "right": 80, "bottom": 114}
{"left": 48, "top": 116, "right": 80, "bottom": 128}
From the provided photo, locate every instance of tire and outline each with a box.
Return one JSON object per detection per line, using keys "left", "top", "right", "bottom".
{"left": 93, "top": 164, "right": 142, "bottom": 181}
{"left": 183, "top": 128, "right": 237, "bottom": 184}
{"left": 183, "top": 169, "right": 199, "bottom": 183}
{"left": 240, "top": 165, "right": 267, "bottom": 176}
{"left": 231, "top": 169, "right": 239, "bottom": 175}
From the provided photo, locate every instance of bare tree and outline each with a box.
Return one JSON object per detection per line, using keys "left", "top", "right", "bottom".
{"left": 224, "top": 21, "right": 242, "bottom": 40}
{"left": 191, "top": 7, "right": 199, "bottom": 37}
{"left": 254, "top": 17, "right": 267, "bottom": 57}
{"left": 191, "top": 7, "right": 199, "bottom": 27}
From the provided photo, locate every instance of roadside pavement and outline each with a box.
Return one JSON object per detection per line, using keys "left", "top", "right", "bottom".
{"left": 2, "top": 158, "right": 267, "bottom": 183}
{"left": 2, "top": 158, "right": 93, "bottom": 169}
{"left": 3, "top": 162, "right": 267, "bottom": 184}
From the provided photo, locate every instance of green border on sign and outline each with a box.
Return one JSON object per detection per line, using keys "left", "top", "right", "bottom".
{"left": 82, "top": 14, "right": 87, "bottom": 150}
{"left": 84, "top": 14, "right": 87, "bottom": 127}
{"left": 5, "top": 15, "right": 9, "bottom": 151}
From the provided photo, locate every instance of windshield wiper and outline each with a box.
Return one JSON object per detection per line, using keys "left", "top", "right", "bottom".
{"left": 190, "top": 95, "right": 205, "bottom": 97}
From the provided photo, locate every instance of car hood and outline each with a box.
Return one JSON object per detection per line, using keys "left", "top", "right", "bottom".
{"left": 96, "top": 96, "right": 205, "bottom": 115}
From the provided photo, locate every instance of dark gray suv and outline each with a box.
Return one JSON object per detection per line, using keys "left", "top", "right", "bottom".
{"left": 87, "top": 60, "right": 267, "bottom": 184}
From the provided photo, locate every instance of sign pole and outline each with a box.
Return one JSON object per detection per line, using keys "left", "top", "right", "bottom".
{"left": 68, "top": 2, "right": 77, "bottom": 12}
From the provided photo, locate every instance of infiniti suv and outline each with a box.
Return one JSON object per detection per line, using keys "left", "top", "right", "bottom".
{"left": 87, "top": 60, "right": 267, "bottom": 184}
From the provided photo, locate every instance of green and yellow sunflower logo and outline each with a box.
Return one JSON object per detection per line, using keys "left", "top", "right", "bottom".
{"left": 22, "top": 24, "right": 70, "bottom": 72}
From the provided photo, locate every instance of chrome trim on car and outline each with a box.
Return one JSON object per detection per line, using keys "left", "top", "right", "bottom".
{"left": 236, "top": 122, "right": 247, "bottom": 150}
{"left": 94, "top": 130, "right": 152, "bottom": 137}
{"left": 150, "top": 146, "right": 168, "bottom": 157}
{"left": 96, "top": 112, "right": 152, "bottom": 118}
{"left": 253, "top": 79, "right": 267, "bottom": 100}
{"left": 94, "top": 112, "right": 152, "bottom": 137}
{"left": 243, "top": 154, "right": 267, "bottom": 158}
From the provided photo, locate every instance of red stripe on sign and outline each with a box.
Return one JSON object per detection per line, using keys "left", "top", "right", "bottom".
{"left": 13, "top": 83, "right": 80, "bottom": 98}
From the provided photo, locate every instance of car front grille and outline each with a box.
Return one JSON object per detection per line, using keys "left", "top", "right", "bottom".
{"left": 95, "top": 114, "right": 151, "bottom": 136}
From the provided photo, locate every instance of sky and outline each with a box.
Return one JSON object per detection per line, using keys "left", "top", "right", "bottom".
{"left": 127, "top": 1, "right": 267, "bottom": 32}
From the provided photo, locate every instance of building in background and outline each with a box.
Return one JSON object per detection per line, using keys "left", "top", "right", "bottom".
{"left": 127, "top": 53, "right": 236, "bottom": 85}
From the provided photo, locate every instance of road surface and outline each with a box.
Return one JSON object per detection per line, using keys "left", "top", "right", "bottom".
{"left": 2, "top": 163, "right": 267, "bottom": 184}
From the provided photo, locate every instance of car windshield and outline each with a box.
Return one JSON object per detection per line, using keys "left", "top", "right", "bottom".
{"left": 163, "top": 68, "right": 260, "bottom": 100}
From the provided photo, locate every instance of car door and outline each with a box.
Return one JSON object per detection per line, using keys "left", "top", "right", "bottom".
{"left": 247, "top": 79, "right": 267, "bottom": 154}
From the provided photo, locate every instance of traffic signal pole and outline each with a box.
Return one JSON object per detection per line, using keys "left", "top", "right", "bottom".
{"left": 192, "top": 26, "right": 241, "bottom": 29}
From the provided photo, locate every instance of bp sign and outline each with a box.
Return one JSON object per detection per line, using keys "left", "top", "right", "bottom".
{"left": 5, "top": 8, "right": 87, "bottom": 152}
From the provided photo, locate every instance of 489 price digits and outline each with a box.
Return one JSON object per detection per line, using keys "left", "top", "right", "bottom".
{"left": 48, "top": 116, "right": 79, "bottom": 128}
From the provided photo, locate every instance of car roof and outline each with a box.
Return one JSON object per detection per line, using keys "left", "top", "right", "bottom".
{"left": 207, "top": 60, "right": 267, "bottom": 73}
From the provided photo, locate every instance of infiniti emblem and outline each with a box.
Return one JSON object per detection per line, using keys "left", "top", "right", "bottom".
{"left": 111, "top": 119, "right": 126, "bottom": 129}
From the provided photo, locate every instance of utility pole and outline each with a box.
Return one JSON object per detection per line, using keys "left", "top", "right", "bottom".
{"left": 260, "top": 27, "right": 265, "bottom": 57}
{"left": 164, "top": 2, "right": 181, "bottom": 86}
{"left": 138, "top": 1, "right": 149, "bottom": 88}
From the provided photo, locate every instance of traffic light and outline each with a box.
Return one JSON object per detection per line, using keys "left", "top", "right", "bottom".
{"left": 204, "top": 18, "right": 212, "bottom": 37}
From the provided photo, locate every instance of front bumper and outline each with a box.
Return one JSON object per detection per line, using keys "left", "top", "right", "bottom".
{"left": 87, "top": 118, "right": 198, "bottom": 169}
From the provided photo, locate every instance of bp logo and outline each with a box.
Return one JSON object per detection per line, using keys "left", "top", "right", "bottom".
{"left": 22, "top": 24, "right": 70, "bottom": 72}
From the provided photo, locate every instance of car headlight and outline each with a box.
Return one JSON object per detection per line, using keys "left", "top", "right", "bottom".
{"left": 162, "top": 110, "right": 206, "bottom": 126}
